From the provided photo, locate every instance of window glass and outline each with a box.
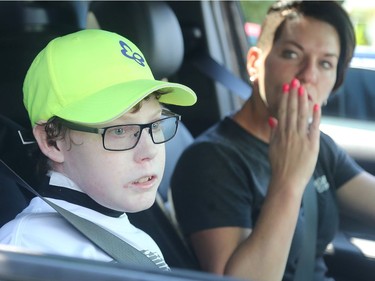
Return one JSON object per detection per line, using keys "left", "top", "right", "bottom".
{"left": 343, "top": 0, "right": 375, "bottom": 68}
{"left": 239, "top": 1, "right": 272, "bottom": 47}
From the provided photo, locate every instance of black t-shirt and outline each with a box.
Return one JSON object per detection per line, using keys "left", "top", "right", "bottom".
{"left": 171, "top": 117, "right": 362, "bottom": 281}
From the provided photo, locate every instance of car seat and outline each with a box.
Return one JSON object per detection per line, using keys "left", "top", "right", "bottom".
{"left": 0, "top": 1, "right": 89, "bottom": 129}
{"left": 0, "top": 1, "right": 88, "bottom": 224}
{"left": 324, "top": 67, "right": 375, "bottom": 121}
{"left": 0, "top": 114, "right": 36, "bottom": 226}
{"left": 90, "top": 1, "right": 184, "bottom": 81}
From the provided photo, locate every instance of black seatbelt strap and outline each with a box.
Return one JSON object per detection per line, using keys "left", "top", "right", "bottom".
{"left": 293, "top": 178, "right": 318, "bottom": 281}
{"left": 192, "top": 54, "right": 252, "bottom": 100}
{"left": 0, "top": 159, "right": 161, "bottom": 270}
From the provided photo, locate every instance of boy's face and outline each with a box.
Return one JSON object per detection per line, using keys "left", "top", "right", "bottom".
{"left": 57, "top": 96, "right": 165, "bottom": 213}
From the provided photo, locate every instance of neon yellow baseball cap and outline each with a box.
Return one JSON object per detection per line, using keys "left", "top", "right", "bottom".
{"left": 23, "top": 29, "right": 197, "bottom": 126}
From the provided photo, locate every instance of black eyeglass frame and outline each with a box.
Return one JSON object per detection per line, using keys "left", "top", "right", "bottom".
{"left": 54, "top": 109, "right": 181, "bottom": 151}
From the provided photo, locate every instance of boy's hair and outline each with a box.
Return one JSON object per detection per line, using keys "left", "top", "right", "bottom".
{"left": 257, "top": 0, "right": 356, "bottom": 91}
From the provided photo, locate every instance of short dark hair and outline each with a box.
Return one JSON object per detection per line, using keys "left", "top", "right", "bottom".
{"left": 257, "top": 0, "right": 356, "bottom": 91}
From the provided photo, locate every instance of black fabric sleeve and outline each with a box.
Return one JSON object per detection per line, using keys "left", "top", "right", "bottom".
{"left": 319, "top": 132, "right": 363, "bottom": 189}
{"left": 171, "top": 141, "right": 253, "bottom": 236}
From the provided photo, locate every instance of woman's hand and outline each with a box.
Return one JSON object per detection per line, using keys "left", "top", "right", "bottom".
{"left": 268, "top": 78, "right": 321, "bottom": 195}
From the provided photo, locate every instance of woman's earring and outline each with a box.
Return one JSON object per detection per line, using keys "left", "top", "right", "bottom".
{"left": 249, "top": 76, "right": 256, "bottom": 84}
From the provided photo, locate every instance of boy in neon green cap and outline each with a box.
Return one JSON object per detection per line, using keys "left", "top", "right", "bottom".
{"left": 0, "top": 29, "right": 196, "bottom": 268}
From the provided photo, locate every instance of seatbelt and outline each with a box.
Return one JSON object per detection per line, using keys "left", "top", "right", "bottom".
{"left": 293, "top": 178, "right": 318, "bottom": 281}
{"left": 192, "top": 54, "right": 252, "bottom": 100}
{"left": 0, "top": 159, "right": 161, "bottom": 270}
{"left": 193, "top": 54, "right": 318, "bottom": 280}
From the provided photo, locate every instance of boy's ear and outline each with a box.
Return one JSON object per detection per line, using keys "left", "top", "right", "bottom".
{"left": 246, "top": 46, "right": 262, "bottom": 82}
{"left": 33, "top": 124, "right": 64, "bottom": 163}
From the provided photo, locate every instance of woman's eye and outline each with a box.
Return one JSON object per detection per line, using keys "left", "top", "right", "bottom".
{"left": 282, "top": 50, "right": 298, "bottom": 59}
{"left": 321, "top": 60, "right": 334, "bottom": 70}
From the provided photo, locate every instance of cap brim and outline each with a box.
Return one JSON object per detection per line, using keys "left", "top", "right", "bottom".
{"left": 55, "top": 79, "right": 197, "bottom": 124}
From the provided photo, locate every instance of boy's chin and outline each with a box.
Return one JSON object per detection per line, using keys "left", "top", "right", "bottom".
{"left": 125, "top": 198, "right": 156, "bottom": 213}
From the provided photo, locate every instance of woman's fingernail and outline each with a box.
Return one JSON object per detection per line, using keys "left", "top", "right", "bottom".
{"left": 298, "top": 86, "right": 304, "bottom": 96}
{"left": 313, "top": 104, "right": 320, "bottom": 112}
{"left": 291, "top": 78, "right": 299, "bottom": 89}
{"left": 268, "top": 117, "right": 276, "bottom": 128}
{"left": 282, "top": 83, "right": 290, "bottom": 94}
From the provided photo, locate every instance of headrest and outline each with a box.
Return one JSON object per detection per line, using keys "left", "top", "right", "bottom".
{"left": 91, "top": 1, "right": 184, "bottom": 80}
{"left": 0, "top": 1, "right": 89, "bottom": 33}
{"left": 0, "top": 1, "right": 88, "bottom": 128}
{"left": 0, "top": 114, "right": 38, "bottom": 187}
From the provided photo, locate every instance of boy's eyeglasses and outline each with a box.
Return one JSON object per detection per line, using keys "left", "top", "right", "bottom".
{"left": 55, "top": 109, "right": 181, "bottom": 151}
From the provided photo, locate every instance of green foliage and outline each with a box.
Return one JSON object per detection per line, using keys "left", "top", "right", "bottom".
{"left": 239, "top": 1, "right": 275, "bottom": 24}
{"left": 349, "top": 8, "right": 374, "bottom": 46}
{"left": 239, "top": 0, "right": 375, "bottom": 47}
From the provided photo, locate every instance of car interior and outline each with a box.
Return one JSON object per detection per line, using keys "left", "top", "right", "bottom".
{"left": 0, "top": 1, "right": 374, "bottom": 281}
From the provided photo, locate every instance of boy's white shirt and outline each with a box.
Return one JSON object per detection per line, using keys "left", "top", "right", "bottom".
{"left": 0, "top": 171, "right": 168, "bottom": 269}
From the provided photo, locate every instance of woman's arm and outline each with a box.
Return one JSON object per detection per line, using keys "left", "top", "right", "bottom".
{"left": 337, "top": 171, "right": 375, "bottom": 225}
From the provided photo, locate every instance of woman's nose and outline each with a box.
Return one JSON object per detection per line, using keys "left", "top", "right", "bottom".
{"left": 297, "top": 59, "right": 318, "bottom": 85}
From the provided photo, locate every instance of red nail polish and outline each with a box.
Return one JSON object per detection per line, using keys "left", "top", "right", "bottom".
{"left": 268, "top": 117, "right": 276, "bottom": 128}
{"left": 282, "top": 83, "right": 290, "bottom": 93}
{"left": 298, "top": 86, "right": 304, "bottom": 96}
{"left": 291, "top": 78, "right": 299, "bottom": 89}
{"left": 313, "top": 104, "right": 320, "bottom": 112}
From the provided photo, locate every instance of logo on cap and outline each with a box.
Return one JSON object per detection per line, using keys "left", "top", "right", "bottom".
{"left": 119, "top": 40, "right": 145, "bottom": 67}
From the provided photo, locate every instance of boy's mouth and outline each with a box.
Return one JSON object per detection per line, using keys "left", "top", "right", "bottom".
{"left": 133, "top": 176, "right": 154, "bottom": 184}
